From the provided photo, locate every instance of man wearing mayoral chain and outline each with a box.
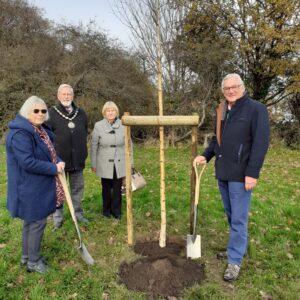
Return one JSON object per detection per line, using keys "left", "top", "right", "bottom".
{"left": 47, "top": 84, "right": 89, "bottom": 228}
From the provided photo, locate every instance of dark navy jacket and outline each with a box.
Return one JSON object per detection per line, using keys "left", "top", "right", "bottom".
{"left": 47, "top": 103, "right": 88, "bottom": 172}
{"left": 6, "top": 115, "right": 58, "bottom": 221}
{"left": 202, "top": 94, "right": 269, "bottom": 182}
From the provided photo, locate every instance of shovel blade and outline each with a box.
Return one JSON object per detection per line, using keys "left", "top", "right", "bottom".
{"left": 187, "top": 234, "right": 201, "bottom": 259}
{"left": 79, "top": 242, "right": 95, "bottom": 265}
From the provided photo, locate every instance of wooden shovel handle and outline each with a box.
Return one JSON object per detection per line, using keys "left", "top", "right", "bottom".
{"left": 58, "top": 172, "right": 82, "bottom": 242}
{"left": 58, "top": 172, "right": 76, "bottom": 221}
{"left": 193, "top": 162, "right": 206, "bottom": 206}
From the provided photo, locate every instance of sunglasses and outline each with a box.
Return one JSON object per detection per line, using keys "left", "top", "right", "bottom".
{"left": 33, "top": 109, "right": 47, "bottom": 114}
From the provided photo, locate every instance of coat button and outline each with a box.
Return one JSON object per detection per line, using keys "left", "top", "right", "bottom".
{"left": 219, "top": 154, "right": 222, "bottom": 158}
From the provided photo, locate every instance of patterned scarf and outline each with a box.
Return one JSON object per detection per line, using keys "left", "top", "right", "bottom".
{"left": 33, "top": 125, "right": 65, "bottom": 207}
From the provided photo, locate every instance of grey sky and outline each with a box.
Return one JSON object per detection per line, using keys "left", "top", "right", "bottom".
{"left": 28, "top": 0, "right": 131, "bottom": 47}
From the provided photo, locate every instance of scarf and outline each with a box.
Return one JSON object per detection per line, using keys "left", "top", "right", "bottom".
{"left": 33, "top": 125, "right": 65, "bottom": 207}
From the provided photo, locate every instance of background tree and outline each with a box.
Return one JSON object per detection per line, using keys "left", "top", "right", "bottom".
{"left": 0, "top": 0, "right": 154, "bottom": 140}
{"left": 0, "top": 0, "right": 62, "bottom": 138}
{"left": 113, "top": 0, "right": 213, "bottom": 143}
{"left": 182, "top": 0, "right": 300, "bottom": 104}
{"left": 179, "top": 0, "right": 300, "bottom": 144}
{"left": 53, "top": 22, "right": 155, "bottom": 129}
{"left": 1, "top": 0, "right": 299, "bottom": 146}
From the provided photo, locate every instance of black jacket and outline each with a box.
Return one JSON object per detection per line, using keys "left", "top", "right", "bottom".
{"left": 47, "top": 103, "right": 88, "bottom": 171}
{"left": 202, "top": 94, "right": 269, "bottom": 182}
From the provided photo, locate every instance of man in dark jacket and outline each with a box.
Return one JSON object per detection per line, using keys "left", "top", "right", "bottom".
{"left": 47, "top": 84, "right": 88, "bottom": 227}
{"left": 194, "top": 73, "right": 269, "bottom": 281}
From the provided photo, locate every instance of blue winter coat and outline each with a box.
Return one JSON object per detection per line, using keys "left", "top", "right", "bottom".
{"left": 6, "top": 115, "right": 59, "bottom": 221}
{"left": 202, "top": 94, "right": 269, "bottom": 182}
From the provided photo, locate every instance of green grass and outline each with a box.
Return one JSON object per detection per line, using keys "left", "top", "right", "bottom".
{"left": 0, "top": 144, "right": 299, "bottom": 299}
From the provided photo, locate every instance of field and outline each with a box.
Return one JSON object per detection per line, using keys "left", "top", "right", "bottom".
{"left": 0, "top": 144, "right": 299, "bottom": 299}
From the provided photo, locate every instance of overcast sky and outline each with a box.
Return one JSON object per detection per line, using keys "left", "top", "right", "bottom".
{"left": 28, "top": 0, "right": 131, "bottom": 47}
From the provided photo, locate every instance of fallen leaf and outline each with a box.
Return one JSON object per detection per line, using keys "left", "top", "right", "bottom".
{"left": 67, "top": 293, "right": 78, "bottom": 299}
{"left": 259, "top": 290, "right": 273, "bottom": 300}
{"left": 16, "top": 275, "right": 24, "bottom": 285}
{"left": 287, "top": 253, "right": 294, "bottom": 259}
{"left": 0, "top": 244, "right": 6, "bottom": 249}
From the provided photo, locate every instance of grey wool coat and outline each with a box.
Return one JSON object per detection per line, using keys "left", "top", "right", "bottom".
{"left": 91, "top": 118, "right": 126, "bottom": 179}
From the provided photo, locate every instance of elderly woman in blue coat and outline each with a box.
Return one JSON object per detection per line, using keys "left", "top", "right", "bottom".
{"left": 6, "top": 96, "right": 65, "bottom": 273}
{"left": 91, "top": 101, "right": 127, "bottom": 219}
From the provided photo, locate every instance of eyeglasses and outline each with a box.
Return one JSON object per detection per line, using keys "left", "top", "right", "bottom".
{"left": 33, "top": 109, "right": 47, "bottom": 114}
{"left": 223, "top": 84, "right": 242, "bottom": 92}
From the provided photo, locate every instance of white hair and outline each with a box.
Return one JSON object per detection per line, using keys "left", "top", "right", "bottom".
{"left": 221, "top": 73, "right": 245, "bottom": 90}
{"left": 102, "top": 101, "right": 119, "bottom": 117}
{"left": 19, "top": 96, "right": 49, "bottom": 121}
{"left": 57, "top": 84, "right": 74, "bottom": 95}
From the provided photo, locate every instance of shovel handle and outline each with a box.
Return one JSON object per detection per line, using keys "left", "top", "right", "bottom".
{"left": 193, "top": 161, "right": 206, "bottom": 206}
{"left": 58, "top": 172, "right": 82, "bottom": 243}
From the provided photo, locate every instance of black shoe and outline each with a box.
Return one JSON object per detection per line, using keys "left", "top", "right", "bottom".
{"left": 27, "top": 259, "right": 48, "bottom": 273}
{"left": 21, "top": 256, "right": 47, "bottom": 267}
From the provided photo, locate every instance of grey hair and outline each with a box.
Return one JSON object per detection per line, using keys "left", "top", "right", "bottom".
{"left": 19, "top": 96, "right": 49, "bottom": 121}
{"left": 57, "top": 84, "right": 74, "bottom": 95}
{"left": 102, "top": 101, "right": 119, "bottom": 118}
{"left": 221, "top": 73, "right": 245, "bottom": 90}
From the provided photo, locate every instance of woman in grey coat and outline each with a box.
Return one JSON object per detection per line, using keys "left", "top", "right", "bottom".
{"left": 91, "top": 101, "right": 125, "bottom": 219}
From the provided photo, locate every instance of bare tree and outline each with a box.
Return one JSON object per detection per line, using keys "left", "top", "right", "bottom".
{"left": 112, "top": 1, "right": 193, "bottom": 107}
{"left": 112, "top": 0, "right": 215, "bottom": 145}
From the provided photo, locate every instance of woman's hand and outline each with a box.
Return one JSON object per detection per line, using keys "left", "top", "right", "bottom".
{"left": 56, "top": 162, "right": 65, "bottom": 173}
{"left": 91, "top": 167, "right": 96, "bottom": 173}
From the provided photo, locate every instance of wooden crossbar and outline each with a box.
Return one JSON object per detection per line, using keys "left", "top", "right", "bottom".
{"left": 122, "top": 115, "right": 199, "bottom": 126}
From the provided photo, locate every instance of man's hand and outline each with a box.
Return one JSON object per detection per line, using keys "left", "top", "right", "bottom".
{"left": 193, "top": 155, "right": 207, "bottom": 165}
{"left": 245, "top": 176, "right": 257, "bottom": 191}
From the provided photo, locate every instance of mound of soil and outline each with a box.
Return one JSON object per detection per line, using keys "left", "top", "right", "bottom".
{"left": 119, "top": 240, "right": 205, "bottom": 299}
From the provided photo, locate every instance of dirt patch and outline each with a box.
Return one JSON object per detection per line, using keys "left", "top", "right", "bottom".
{"left": 134, "top": 240, "right": 184, "bottom": 257}
{"left": 119, "top": 240, "right": 205, "bottom": 299}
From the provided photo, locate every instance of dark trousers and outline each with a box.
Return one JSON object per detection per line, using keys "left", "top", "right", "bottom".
{"left": 101, "top": 167, "right": 122, "bottom": 218}
{"left": 22, "top": 218, "right": 47, "bottom": 263}
{"left": 53, "top": 170, "right": 85, "bottom": 225}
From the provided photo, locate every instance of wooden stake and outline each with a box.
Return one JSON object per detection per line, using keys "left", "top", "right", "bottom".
{"left": 124, "top": 112, "right": 133, "bottom": 245}
{"left": 155, "top": 0, "right": 166, "bottom": 248}
{"left": 190, "top": 124, "right": 198, "bottom": 234}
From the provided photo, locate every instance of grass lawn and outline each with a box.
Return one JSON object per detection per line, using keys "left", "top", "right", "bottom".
{"left": 0, "top": 143, "right": 299, "bottom": 299}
